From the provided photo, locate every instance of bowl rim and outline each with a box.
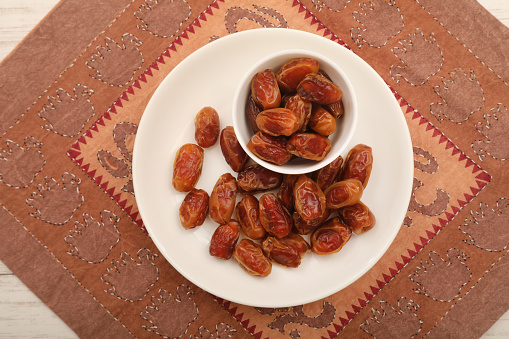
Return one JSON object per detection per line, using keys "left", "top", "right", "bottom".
{"left": 232, "top": 48, "right": 358, "bottom": 175}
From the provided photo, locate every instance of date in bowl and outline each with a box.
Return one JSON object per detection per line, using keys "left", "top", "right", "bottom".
{"left": 232, "top": 49, "right": 358, "bottom": 175}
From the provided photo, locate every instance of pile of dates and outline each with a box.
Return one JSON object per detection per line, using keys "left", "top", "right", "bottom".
{"left": 246, "top": 57, "right": 345, "bottom": 165}
{"left": 173, "top": 106, "right": 373, "bottom": 278}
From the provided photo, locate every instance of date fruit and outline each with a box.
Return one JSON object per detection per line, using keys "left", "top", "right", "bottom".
{"left": 194, "top": 106, "right": 220, "bottom": 148}
{"left": 310, "top": 217, "right": 352, "bottom": 255}
{"left": 317, "top": 69, "right": 332, "bottom": 81}
{"left": 259, "top": 193, "right": 292, "bottom": 238}
{"left": 209, "top": 220, "right": 240, "bottom": 260}
{"left": 209, "top": 173, "right": 237, "bottom": 224}
{"left": 317, "top": 70, "right": 345, "bottom": 118}
{"left": 312, "top": 155, "right": 344, "bottom": 190}
{"left": 236, "top": 195, "right": 266, "bottom": 240}
{"left": 172, "top": 143, "right": 204, "bottom": 192}
{"left": 247, "top": 131, "right": 292, "bottom": 165}
{"left": 286, "top": 133, "right": 331, "bottom": 161}
{"left": 237, "top": 164, "right": 283, "bottom": 193}
{"left": 284, "top": 93, "right": 313, "bottom": 132}
{"left": 308, "top": 104, "right": 336, "bottom": 136}
{"left": 325, "top": 100, "right": 344, "bottom": 119}
{"left": 338, "top": 201, "right": 376, "bottom": 234}
{"left": 324, "top": 178, "right": 363, "bottom": 209}
{"left": 293, "top": 208, "right": 331, "bottom": 235}
{"left": 341, "top": 144, "right": 373, "bottom": 188}
{"left": 179, "top": 188, "right": 209, "bottom": 229}
{"left": 233, "top": 239, "right": 272, "bottom": 277}
{"left": 262, "top": 233, "right": 310, "bottom": 268}
{"left": 256, "top": 108, "right": 300, "bottom": 137}
{"left": 297, "top": 73, "right": 343, "bottom": 105}
{"left": 277, "top": 174, "right": 299, "bottom": 212}
{"left": 246, "top": 95, "right": 263, "bottom": 133}
{"left": 220, "top": 126, "right": 248, "bottom": 172}
{"left": 293, "top": 175, "right": 327, "bottom": 225}
{"left": 276, "top": 57, "right": 320, "bottom": 93}
{"left": 251, "top": 69, "right": 281, "bottom": 110}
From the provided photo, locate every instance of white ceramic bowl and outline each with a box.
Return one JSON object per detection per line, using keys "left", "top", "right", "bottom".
{"left": 232, "top": 49, "right": 358, "bottom": 175}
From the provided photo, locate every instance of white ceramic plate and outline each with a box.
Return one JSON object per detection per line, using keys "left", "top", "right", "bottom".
{"left": 133, "top": 28, "right": 413, "bottom": 308}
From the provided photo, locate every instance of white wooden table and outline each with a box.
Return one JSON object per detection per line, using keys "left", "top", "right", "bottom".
{"left": 0, "top": 0, "right": 508, "bottom": 337}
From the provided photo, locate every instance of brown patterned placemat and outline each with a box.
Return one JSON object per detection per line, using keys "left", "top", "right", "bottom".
{"left": 1, "top": 0, "right": 508, "bottom": 338}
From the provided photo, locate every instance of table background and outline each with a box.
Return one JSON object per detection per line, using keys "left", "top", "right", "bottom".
{"left": 0, "top": 0, "right": 507, "bottom": 337}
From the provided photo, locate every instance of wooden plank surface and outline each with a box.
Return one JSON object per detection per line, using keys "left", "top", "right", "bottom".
{"left": 0, "top": 0, "right": 508, "bottom": 337}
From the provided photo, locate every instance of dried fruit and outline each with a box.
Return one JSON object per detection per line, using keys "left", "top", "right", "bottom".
{"left": 310, "top": 217, "right": 352, "bottom": 255}
{"left": 246, "top": 95, "right": 263, "bottom": 133}
{"left": 308, "top": 104, "right": 336, "bottom": 136}
{"left": 251, "top": 69, "right": 281, "bottom": 109}
{"left": 325, "top": 100, "right": 344, "bottom": 119}
{"left": 220, "top": 126, "right": 248, "bottom": 172}
{"left": 284, "top": 93, "right": 313, "bottom": 132}
{"left": 276, "top": 57, "right": 320, "bottom": 93}
{"left": 237, "top": 164, "right": 283, "bottom": 193}
{"left": 293, "top": 175, "right": 326, "bottom": 226}
{"left": 312, "top": 70, "right": 344, "bottom": 118}
{"left": 324, "top": 178, "right": 363, "bottom": 209}
{"left": 312, "top": 155, "right": 344, "bottom": 190}
{"left": 179, "top": 189, "right": 209, "bottom": 229}
{"left": 297, "top": 73, "right": 343, "bottom": 105}
{"left": 259, "top": 193, "right": 292, "bottom": 238}
{"left": 338, "top": 201, "right": 376, "bottom": 234}
{"left": 256, "top": 108, "right": 300, "bottom": 137}
{"left": 277, "top": 174, "right": 299, "bottom": 212}
{"left": 341, "top": 144, "right": 373, "bottom": 188}
{"left": 209, "top": 173, "right": 237, "bottom": 224}
{"left": 236, "top": 195, "right": 266, "bottom": 240}
{"left": 286, "top": 133, "right": 331, "bottom": 161}
{"left": 247, "top": 131, "right": 292, "bottom": 165}
{"left": 172, "top": 143, "right": 204, "bottom": 192}
{"left": 209, "top": 220, "right": 240, "bottom": 259}
{"left": 194, "top": 106, "right": 220, "bottom": 148}
{"left": 292, "top": 209, "right": 331, "bottom": 235}
{"left": 262, "top": 233, "right": 310, "bottom": 268}
{"left": 233, "top": 239, "right": 272, "bottom": 277}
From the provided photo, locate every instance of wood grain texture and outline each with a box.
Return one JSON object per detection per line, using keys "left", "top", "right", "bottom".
{"left": 0, "top": 0, "right": 507, "bottom": 338}
{"left": 479, "top": 0, "right": 509, "bottom": 23}
{"left": 0, "top": 262, "right": 77, "bottom": 338}
{"left": 0, "top": 0, "right": 59, "bottom": 60}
